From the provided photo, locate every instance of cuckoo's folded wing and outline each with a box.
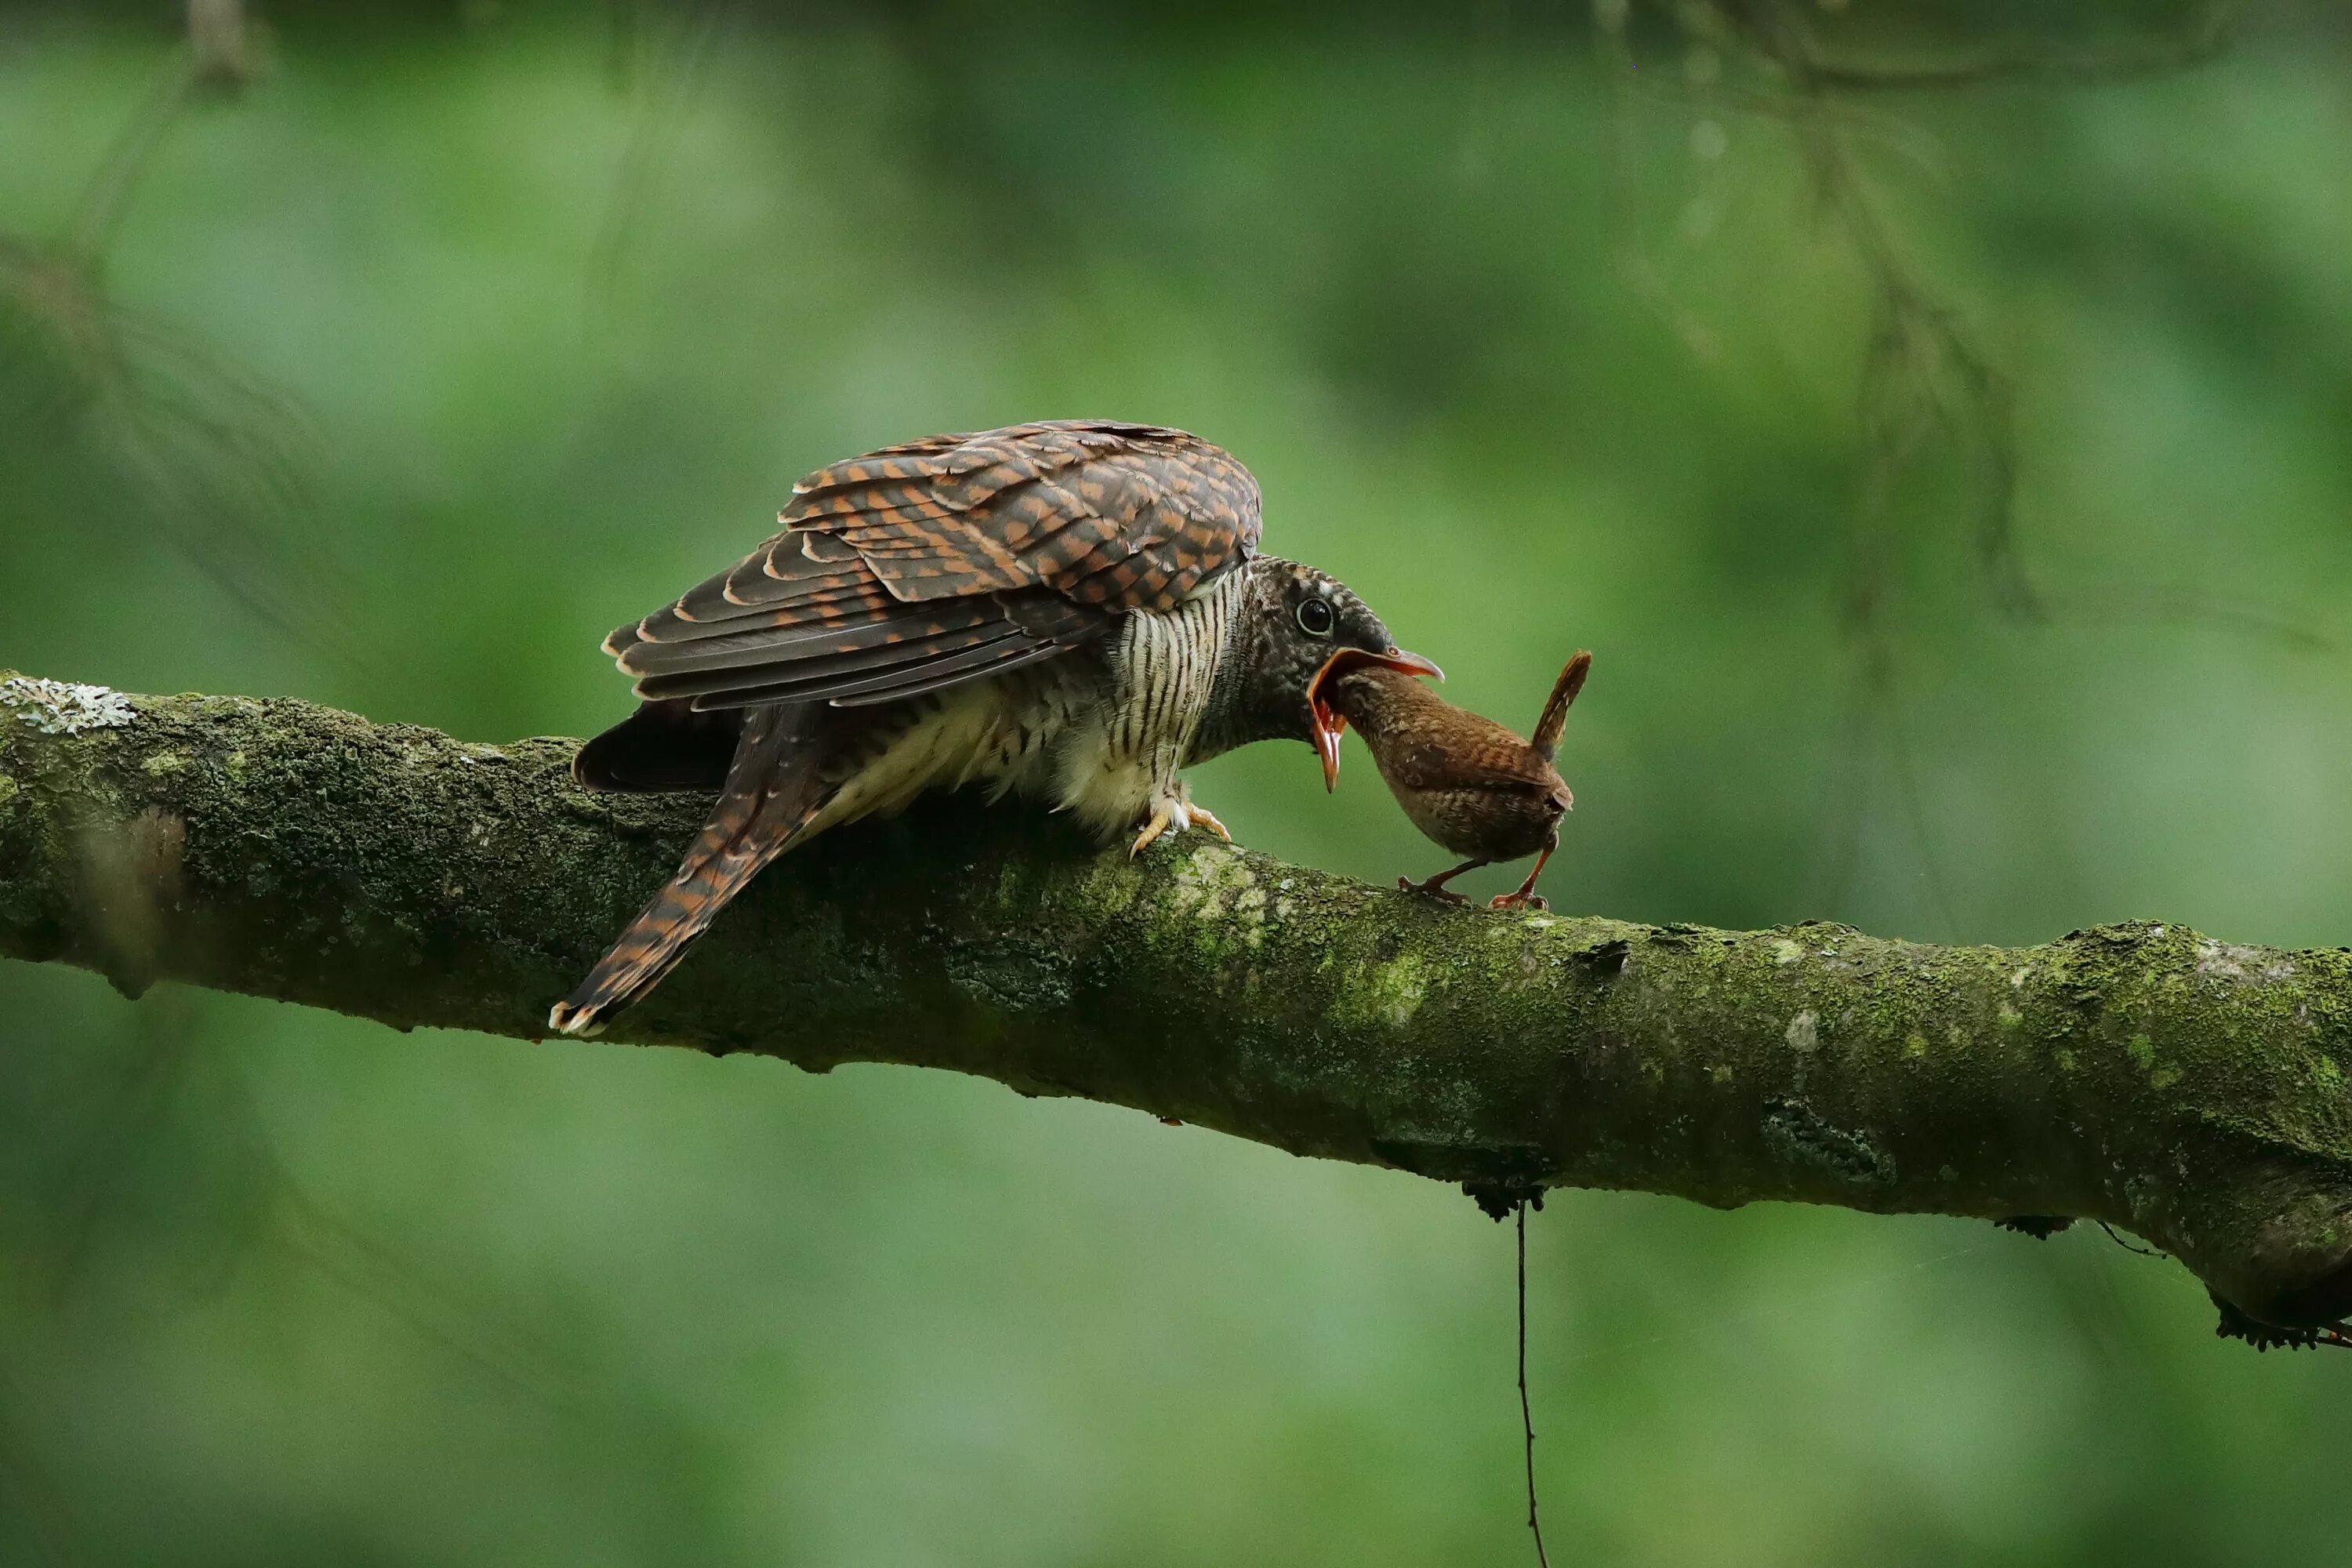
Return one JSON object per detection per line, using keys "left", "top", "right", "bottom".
{"left": 595, "top": 421, "right": 1260, "bottom": 711}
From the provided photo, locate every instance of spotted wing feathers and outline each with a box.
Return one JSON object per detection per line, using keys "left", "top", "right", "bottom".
{"left": 601, "top": 422, "right": 1261, "bottom": 713}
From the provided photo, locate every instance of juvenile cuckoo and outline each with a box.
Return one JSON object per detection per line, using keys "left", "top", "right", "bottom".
{"left": 550, "top": 419, "right": 1436, "bottom": 1035}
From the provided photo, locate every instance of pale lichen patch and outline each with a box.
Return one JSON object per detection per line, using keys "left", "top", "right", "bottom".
{"left": 1772, "top": 939, "right": 1805, "bottom": 967}
{"left": 1166, "top": 843, "right": 1261, "bottom": 926}
{"left": 2, "top": 677, "right": 134, "bottom": 735}
{"left": 1230, "top": 880, "right": 1270, "bottom": 949}
{"left": 1334, "top": 953, "right": 1428, "bottom": 1030}
{"left": 2197, "top": 941, "right": 2297, "bottom": 983}
{"left": 1786, "top": 1009, "right": 1819, "bottom": 1052}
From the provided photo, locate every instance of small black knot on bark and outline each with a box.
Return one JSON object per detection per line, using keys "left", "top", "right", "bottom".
{"left": 1463, "top": 1181, "right": 1545, "bottom": 1222}
{"left": 1573, "top": 938, "right": 1631, "bottom": 979}
{"left": 1994, "top": 1216, "right": 2074, "bottom": 1240}
{"left": 2211, "top": 1291, "right": 2352, "bottom": 1352}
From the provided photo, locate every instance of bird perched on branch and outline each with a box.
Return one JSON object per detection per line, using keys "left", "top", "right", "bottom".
{"left": 550, "top": 419, "right": 1436, "bottom": 1035}
{"left": 1322, "top": 650, "right": 1591, "bottom": 911}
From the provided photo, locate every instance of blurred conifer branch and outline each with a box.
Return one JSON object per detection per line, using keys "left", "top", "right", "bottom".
{"left": 588, "top": 0, "right": 733, "bottom": 311}
{"left": 7, "top": 676, "right": 2352, "bottom": 1344}
{"left": 1602, "top": 0, "right": 2326, "bottom": 925}
{"left": 0, "top": 0, "right": 368, "bottom": 676}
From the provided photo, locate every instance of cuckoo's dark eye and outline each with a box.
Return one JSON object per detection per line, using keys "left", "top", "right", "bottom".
{"left": 1296, "top": 597, "right": 1334, "bottom": 637}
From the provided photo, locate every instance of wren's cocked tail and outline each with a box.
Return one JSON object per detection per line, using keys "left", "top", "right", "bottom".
{"left": 1327, "top": 649, "right": 1592, "bottom": 913}
{"left": 549, "top": 419, "right": 1431, "bottom": 1036}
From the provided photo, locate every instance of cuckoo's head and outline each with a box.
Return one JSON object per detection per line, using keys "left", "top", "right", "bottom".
{"left": 1218, "top": 556, "right": 1440, "bottom": 787}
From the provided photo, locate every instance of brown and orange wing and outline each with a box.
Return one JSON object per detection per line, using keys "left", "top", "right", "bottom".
{"left": 603, "top": 421, "right": 1261, "bottom": 711}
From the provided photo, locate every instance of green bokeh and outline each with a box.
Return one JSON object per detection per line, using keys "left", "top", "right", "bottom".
{"left": 5, "top": 5, "right": 2351, "bottom": 1563}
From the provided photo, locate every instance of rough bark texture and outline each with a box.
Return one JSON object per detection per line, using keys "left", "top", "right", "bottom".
{"left": 5, "top": 672, "right": 2352, "bottom": 1330}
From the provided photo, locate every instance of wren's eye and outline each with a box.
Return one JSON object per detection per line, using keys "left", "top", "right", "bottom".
{"left": 1296, "top": 597, "right": 1334, "bottom": 637}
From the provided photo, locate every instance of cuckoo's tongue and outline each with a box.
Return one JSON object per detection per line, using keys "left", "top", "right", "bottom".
{"left": 1307, "top": 647, "right": 1444, "bottom": 792}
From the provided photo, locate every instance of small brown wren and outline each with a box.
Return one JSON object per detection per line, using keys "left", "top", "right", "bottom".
{"left": 1311, "top": 649, "right": 1592, "bottom": 910}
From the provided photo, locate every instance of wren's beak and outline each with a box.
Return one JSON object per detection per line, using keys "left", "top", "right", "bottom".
{"left": 1308, "top": 646, "right": 1445, "bottom": 792}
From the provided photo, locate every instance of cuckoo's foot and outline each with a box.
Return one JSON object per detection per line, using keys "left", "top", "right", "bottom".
{"left": 1186, "top": 802, "right": 1233, "bottom": 842}
{"left": 1129, "top": 797, "right": 1192, "bottom": 857}
{"left": 1131, "top": 789, "right": 1235, "bottom": 856}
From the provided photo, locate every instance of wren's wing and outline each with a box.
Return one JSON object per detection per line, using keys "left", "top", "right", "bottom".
{"left": 1379, "top": 724, "right": 1564, "bottom": 806}
{"left": 602, "top": 421, "right": 1261, "bottom": 713}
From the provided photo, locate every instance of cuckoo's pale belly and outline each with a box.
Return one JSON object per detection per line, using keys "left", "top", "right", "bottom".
{"left": 801, "top": 568, "right": 1243, "bottom": 844}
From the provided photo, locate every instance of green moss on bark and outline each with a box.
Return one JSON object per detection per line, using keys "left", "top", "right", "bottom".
{"left": 6, "top": 676, "right": 2352, "bottom": 1327}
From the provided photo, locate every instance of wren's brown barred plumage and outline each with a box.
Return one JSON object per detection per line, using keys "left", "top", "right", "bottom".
{"left": 1323, "top": 650, "right": 1592, "bottom": 912}
{"left": 550, "top": 419, "right": 1436, "bottom": 1035}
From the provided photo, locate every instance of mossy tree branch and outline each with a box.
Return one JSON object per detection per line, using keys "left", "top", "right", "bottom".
{"left": 5, "top": 673, "right": 2352, "bottom": 1332}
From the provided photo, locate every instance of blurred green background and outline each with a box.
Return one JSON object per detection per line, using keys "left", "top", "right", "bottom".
{"left": 5, "top": 2, "right": 2352, "bottom": 1563}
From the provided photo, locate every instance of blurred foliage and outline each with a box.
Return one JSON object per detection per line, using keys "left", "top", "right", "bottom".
{"left": 5, "top": 2, "right": 2352, "bottom": 1563}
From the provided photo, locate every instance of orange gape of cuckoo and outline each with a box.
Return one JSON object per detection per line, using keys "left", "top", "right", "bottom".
{"left": 1319, "top": 650, "right": 1592, "bottom": 913}
{"left": 550, "top": 419, "right": 1437, "bottom": 1036}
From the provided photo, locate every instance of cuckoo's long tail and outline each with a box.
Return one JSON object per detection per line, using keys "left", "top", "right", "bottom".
{"left": 1528, "top": 650, "right": 1592, "bottom": 764}
{"left": 549, "top": 702, "right": 828, "bottom": 1036}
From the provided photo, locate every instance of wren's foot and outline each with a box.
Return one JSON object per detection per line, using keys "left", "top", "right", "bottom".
{"left": 1398, "top": 875, "right": 1471, "bottom": 907}
{"left": 1490, "top": 848, "right": 1555, "bottom": 913}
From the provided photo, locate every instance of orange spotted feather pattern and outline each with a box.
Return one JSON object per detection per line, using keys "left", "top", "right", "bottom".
{"left": 601, "top": 421, "right": 1261, "bottom": 711}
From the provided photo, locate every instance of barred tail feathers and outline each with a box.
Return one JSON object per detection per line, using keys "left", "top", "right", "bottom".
{"left": 550, "top": 703, "right": 824, "bottom": 1036}
{"left": 1529, "top": 650, "right": 1592, "bottom": 764}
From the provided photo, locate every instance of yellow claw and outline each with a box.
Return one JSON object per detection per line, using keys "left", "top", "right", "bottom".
{"left": 1188, "top": 803, "right": 1233, "bottom": 842}
{"left": 1129, "top": 802, "right": 1175, "bottom": 857}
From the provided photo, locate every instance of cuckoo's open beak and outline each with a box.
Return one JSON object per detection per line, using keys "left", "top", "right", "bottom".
{"left": 1307, "top": 646, "right": 1445, "bottom": 792}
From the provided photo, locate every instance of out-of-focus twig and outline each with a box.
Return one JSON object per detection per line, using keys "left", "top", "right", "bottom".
{"left": 0, "top": 2, "right": 365, "bottom": 677}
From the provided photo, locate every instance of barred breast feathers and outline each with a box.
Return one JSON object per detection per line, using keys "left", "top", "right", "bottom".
{"left": 1049, "top": 564, "right": 1248, "bottom": 839}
